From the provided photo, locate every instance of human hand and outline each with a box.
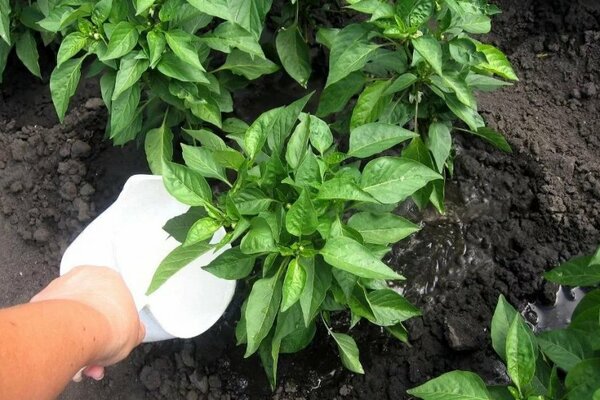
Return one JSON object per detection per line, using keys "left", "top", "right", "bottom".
{"left": 30, "top": 266, "right": 145, "bottom": 381}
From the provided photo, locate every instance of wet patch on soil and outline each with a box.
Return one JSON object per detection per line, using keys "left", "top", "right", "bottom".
{"left": 0, "top": 0, "right": 599, "bottom": 399}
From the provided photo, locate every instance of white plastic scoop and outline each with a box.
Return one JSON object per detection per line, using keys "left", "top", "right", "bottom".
{"left": 60, "top": 175, "right": 236, "bottom": 342}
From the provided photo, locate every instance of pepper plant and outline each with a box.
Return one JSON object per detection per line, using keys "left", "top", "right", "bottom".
{"left": 39, "top": 0, "right": 278, "bottom": 145}
{"left": 146, "top": 94, "right": 442, "bottom": 385}
{"left": 318, "top": 0, "right": 517, "bottom": 211}
{"left": 409, "top": 245, "right": 600, "bottom": 400}
{"left": 0, "top": 0, "right": 51, "bottom": 81}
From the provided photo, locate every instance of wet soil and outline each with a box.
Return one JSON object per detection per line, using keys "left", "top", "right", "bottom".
{"left": 0, "top": 0, "right": 599, "bottom": 399}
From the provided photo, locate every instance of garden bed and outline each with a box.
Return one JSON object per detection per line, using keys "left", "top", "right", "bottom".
{"left": 0, "top": 0, "right": 599, "bottom": 399}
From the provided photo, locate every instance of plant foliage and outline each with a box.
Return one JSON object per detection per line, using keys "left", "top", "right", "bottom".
{"left": 409, "top": 245, "right": 600, "bottom": 400}
{"left": 149, "top": 95, "right": 439, "bottom": 385}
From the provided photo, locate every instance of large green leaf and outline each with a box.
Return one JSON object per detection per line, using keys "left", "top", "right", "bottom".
{"left": 320, "top": 237, "right": 403, "bottom": 280}
{"left": 113, "top": 53, "right": 149, "bottom": 100}
{"left": 50, "top": 56, "right": 85, "bottom": 122}
{"left": 165, "top": 29, "right": 205, "bottom": 71}
{"left": 384, "top": 73, "right": 418, "bottom": 96}
{"left": 183, "top": 217, "right": 222, "bottom": 246}
{"left": 162, "top": 161, "right": 212, "bottom": 206}
{"left": 110, "top": 84, "right": 141, "bottom": 142}
{"left": 326, "top": 24, "right": 379, "bottom": 87}
{"left": 505, "top": 314, "right": 537, "bottom": 393}
{"left": 361, "top": 157, "right": 441, "bottom": 204}
{"left": 244, "top": 269, "right": 283, "bottom": 356}
{"left": 475, "top": 43, "right": 518, "bottom": 81}
{"left": 466, "top": 127, "right": 512, "bottom": 153}
{"left": 219, "top": 50, "right": 278, "bottom": 80}
{"left": 240, "top": 217, "right": 277, "bottom": 254}
{"left": 0, "top": 0, "right": 10, "bottom": 45}
{"left": 427, "top": 122, "right": 452, "bottom": 173}
{"left": 135, "top": 0, "right": 155, "bottom": 15}
{"left": 276, "top": 24, "right": 311, "bottom": 88}
{"left": 348, "top": 212, "right": 420, "bottom": 245}
{"left": 15, "top": 31, "right": 41, "bottom": 78}
{"left": 285, "top": 114, "right": 311, "bottom": 169}
{"left": 299, "top": 257, "right": 331, "bottom": 325}
{"left": 565, "top": 358, "right": 600, "bottom": 400}
{"left": 285, "top": 189, "right": 318, "bottom": 237}
{"left": 348, "top": 123, "right": 417, "bottom": 158}
{"left": 202, "top": 21, "right": 264, "bottom": 57}
{"left": 181, "top": 144, "right": 229, "bottom": 184}
{"left": 147, "top": 30, "right": 166, "bottom": 68}
{"left": 158, "top": 53, "right": 209, "bottom": 83}
{"left": 537, "top": 329, "right": 592, "bottom": 372}
{"left": 101, "top": 22, "right": 139, "bottom": 61}
{"left": 204, "top": 247, "right": 256, "bottom": 280}
{"left": 350, "top": 80, "right": 391, "bottom": 129}
{"left": 145, "top": 122, "right": 174, "bottom": 175}
{"left": 57, "top": 32, "right": 88, "bottom": 67}
{"left": 490, "top": 294, "right": 518, "bottom": 361}
{"left": 146, "top": 241, "right": 213, "bottom": 294}
{"left": 407, "top": 371, "right": 493, "bottom": 400}
{"left": 281, "top": 259, "right": 307, "bottom": 312}
{"left": 545, "top": 255, "right": 600, "bottom": 286}
{"left": 317, "top": 177, "right": 378, "bottom": 203}
{"left": 308, "top": 115, "right": 333, "bottom": 154}
{"left": 412, "top": 35, "right": 442, "bottom": 75}
{"left": 332, "top": 333, "right": 364, "bottom": 374}
{"left": 368, "top": 289, "right": 420, "bottom": 325}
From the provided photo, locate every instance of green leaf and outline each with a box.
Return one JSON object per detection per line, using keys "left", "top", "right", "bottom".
{"left": 348, "top": 123, "right": 417, "bottom": 158}
{"left": 427, "top": 122, "right": 452, "bottom": 173}
{"left": 348, "top": 212, "right": 420, "bottom": 245}
{"left": 162, "top": 161, "right": 212, "bottom": 206}
{"left": 350, "top": 80, "right": 391, "bottom": 129}
{"left": 165, "top": 30, "right": 205, "bottom": 71}
{"left": 163, "top": 207, "right": 207, "bottom": 242}
{"left": 361, "top": 157, "right": 441, "bottom": 204}
{"left": 491, "top": 294, "right": 518, "bottom": 361}
{"left": 299, "top": 257, "right": 331, "bottom": 325}
{"left": 183, "top": 217, "right": 221, "bottom": 246}
{"left": 545, "top": 255, "right": 600, "bottom": 286}
{"left": 101, "top": 22, "right": 139, "bottom": 61}
{"left": 317, "top": 71, "right": 364, "bottom": 117}
{"left": 397, "top": 0, "right": 434, "bottom": 28}
{"left": 407, "top": 371, "right": 492, "bottom": 400}
{"left": 158, "top": 53, "right": 209, "bottom": 83}
{"left": 146, "top": 241, "right": 214, "bottom": 294}
{"left": 145, "top": 121, "right": 174, "bottom": 175}
{"left": 285, "top": 189, "right": 318, "bottom": 237}
{"left": 15, "top": 31, "right": 41, "bottom": 78}
{"left": 57, "top": 32, "right": 88, "bottom": 67}
{"left": 109, "top": 84, "right": 141, "bottom": 143}
{"left": 220, "top": 50, "right": 279, "bottom": 80}
{"left": 466, "top": 127, "right": 512, "bottom": 153}
{"left": 0, "top": 0, "right": 10, "bottom": 45}
{"left": 276, "top": 24, "right": 311, "bottom": 87}
{"left": 321, "top": 237, "right": 403, "bottom": 280}
{"left": 326, "top": 24, "right": 379, "bottom": 87}
{"left": 245, "top": 270, "right": 283, "bottom": 357}
{"left": 92, "top": 0, "right": 112, "bottom": 26}
{"left": 281, "top": 259, "right": 307, "bottom": 312}
{"left": 240, "top": 217, "right": 277, "bottom": 254}
{"left": 443, "top": 93, "right": 485, "bottom": 132}
{"left": 0, "top": 40, "right": 10, "bottom": 83}
{"left": 113, "top": 54, "right": 149, "bottom": 100}
{"left": 565, "top": 358, "right": 600, "bottom": 400}
{"left": 317, "top": 177, "right": 378, "bottom": 203}
{"left": 466, "top": 73, "right": 512, "bottom": 92}
{"left": 384, "top": 73, "right": 418, "bottom": 96}
{"left": 386, "top": 323, "right": 409, "bottom": 343}
{"left": 50, "top": 56, "right": 84, "bottom": 122}
{"left": 506, "top": 314, "right": 537, "bottom": 393}
{"left": 147, "top": 30, "right": 166, "bottom": 69}
{"left": 202, "top": 22, "right": 264, "bottom": 57}
{"left": 306, "top": 115, "right": 333, "bottom": 154}
{"left": 135, "top": 0, "right": 155, "bottom": 15}
{"left": 331, "top": 333, "right": 364, "bottom": 374}
{"left": 285, "top": 114, "right": 310, "bottom": 169}
{"left": 184, "top": 128, "right": 227, "bottom": 150}
{"left": 537, "top": 329, "right": 592, "bottom": 372}
{"left": 368, "top": 289, "right": 420, "bottom": 325}
{"left": 181, "top": 144, "right": 229, "bottom": 184}
{"left": 475, "top": 43, "right": 518, "bottom": 81}
{"left": 412, "top": 36, "right": 443, "bottom": 75}
{"left": 204, "top": 247, "right": 256, "bottom": 280}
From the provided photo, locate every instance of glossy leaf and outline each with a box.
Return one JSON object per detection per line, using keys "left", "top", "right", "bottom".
{"left": 332, "top": 333, "right": 364, "bottom": 374}
{"left": 285, "top": 189, "right": 318, "bottom": 237}
{"left": 505, "top": 314, "right": 537, "bottom": 393}
{"left": 145, "top": 122, "right": 174, "bottom": 175}
{"left": 245, "top": 270, "right": 283, "bottom": 356}
{"left": 491, "top": 294, "right": 518, "bottom": 361}
{"left": 537, "top": 329, "right": 592, "bottom": 372}
{"left": 15, "top": 31, "right": 41, "bottom": 78}
{"left": 182, "top": 144, "right": 229, "bottom": 184}
{"left": 162, "top": 161, "right": 212, "bottom": 206}
{"left": 204, "top": 247, "right": 256, "bottom": 280}
{"left": 348, "top": 123, "right": 417, "bottom": 158}
{"left": 427, "top": 122, "right": 452, "bottom": 173}
{"left": 348, "top": 212, "right": 420, "bottom": 245}
{"left": 545, "top": 255, "right": 600, "bottom": 286}
{"left": 50, "top": 56, "right": 84, "bottom": 122}
{"left": 220, "top": 50, "right": 279, "bottom": 80}
{"left": 320, "top": 237, "right": 403, "bottom": 280}
{"left": 101, "top": 22, "right": 138, "bottom": 61}
{"left": 281, "top": 259, "right": 307, "bottom": 312}
{"left": 407, "top": 371, "right": 492, "bottom": 400}
{"left": 57, "top": 32, "right": 88, "bottom": 67}
{"left": 276, "top": 24, "right": 311, "bottom": 87}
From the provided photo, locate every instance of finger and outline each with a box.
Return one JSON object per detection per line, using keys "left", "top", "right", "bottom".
{"left": 137, "top": 322, "right": 146, "bottom": 344}
{"left": 72, "top": 367, "right": 84, "bottom": 382}
{"left": 83, "top": 365, "right": 105, "bottom": 381}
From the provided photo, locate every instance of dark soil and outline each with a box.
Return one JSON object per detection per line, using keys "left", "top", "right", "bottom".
{"left": 0, "top": 0, "right": 599, "bottom": 399}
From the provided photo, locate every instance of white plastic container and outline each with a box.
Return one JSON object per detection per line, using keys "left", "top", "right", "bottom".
{"left": 60, "top": 175, "right": 236, "bottom": 342}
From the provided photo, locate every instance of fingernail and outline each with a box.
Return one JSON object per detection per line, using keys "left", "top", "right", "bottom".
{"left": 93, "top": 371, "right": 104, "bottom": 381}
{"left": 72, "top": 368, "right": 84, "bottom": 383}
